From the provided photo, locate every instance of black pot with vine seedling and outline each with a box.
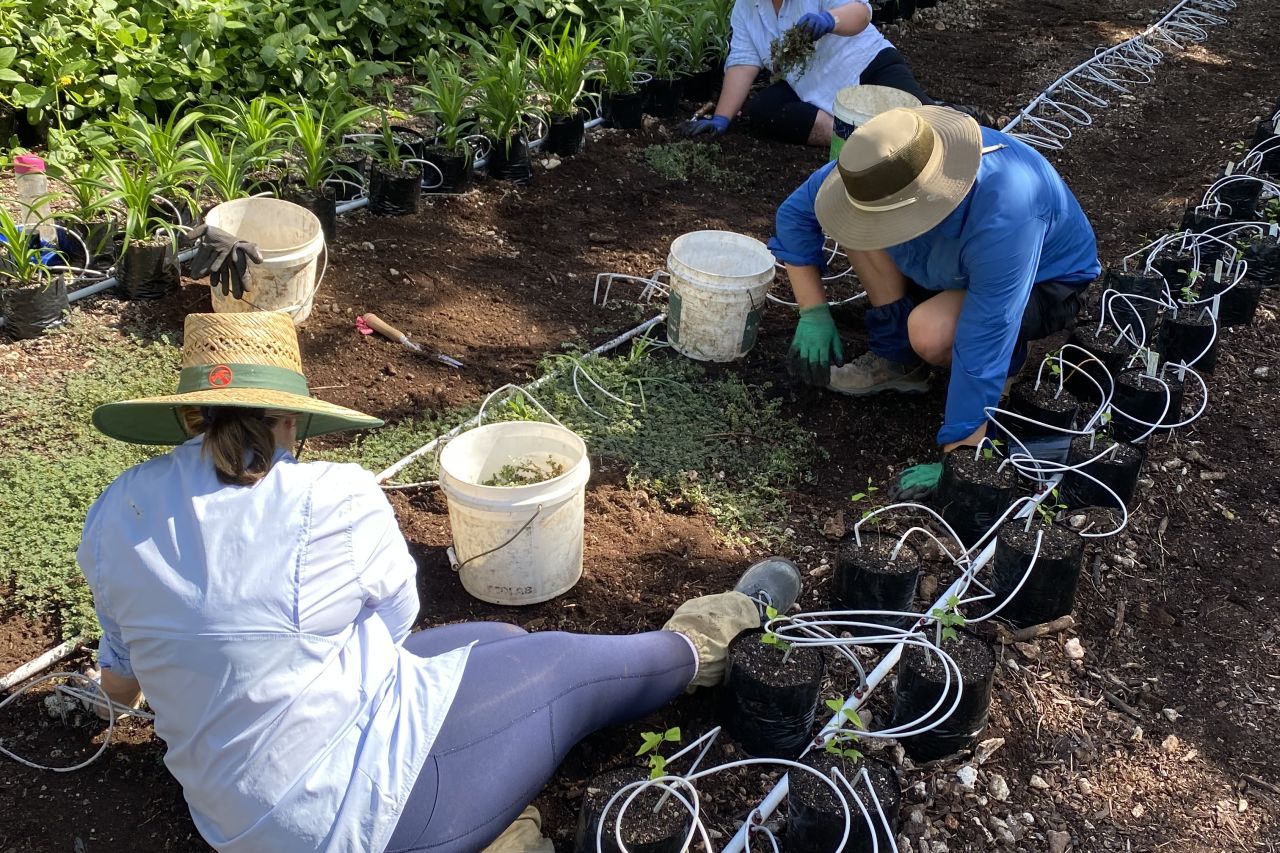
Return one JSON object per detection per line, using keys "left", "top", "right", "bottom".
{"left": 1102, "top": 267, "right": 1166, "bottom": 336}
{"left": 1064, "top": 321, "right": 1137, "bottom": 402}
{"left": 1216, "top": 176, "right": 1264, "bottom": 219}
{"left": 787, "top": 709, "right": 901, "bottom": 853}
{"left": 1059, "top": 432, "right": 1144, "bottom": 511}
{"left": 1008, "top": 374, "right": 1080, "bottom": 436}
{"left": 722, "top": 617, "right": 825, "bottom": 759}
{"left": 1160, "top": 307, "right": 1218, "bottom": 373}
{"left": 1110, "top": 365, "right": 1183, "bottom": 442}
{"left": 831, "top": 526, "right": 922, "bottom": 634}
{"left": 890, "top": 597, "right": 996, "bottom": 762}
{"left": 990, "top": 495, "right": 1086, "bottom": 629}
{"left": 573, "top": 733, "right": 692, "bottom": 853}
{"left": 1179, "top": 205, "right": 1236, "bottom": 244}
{"left": 1150, "top": 250, "right": 1197, "bottom": 293}
{"left": 935, "top": 441, "right": 1020, "bottom": 551}
{"left": 368, "top": 111, "right": 421, "bottom": 216}
{"left": 1242, "top": 234, "right": 1280, "bottom": 288}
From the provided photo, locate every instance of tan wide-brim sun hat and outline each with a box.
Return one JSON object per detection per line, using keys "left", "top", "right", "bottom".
{"left": 93, "top": 312, "right": 384, "bottom": 445}
{"left": 815, "top": 105, "right": 983, "bottom": 251}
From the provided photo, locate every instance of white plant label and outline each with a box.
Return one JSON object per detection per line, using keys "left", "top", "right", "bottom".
{"left": 1145, "top": 350, "right": 1159, "bottom": 377}
{"left": 1270, "top": 222, "right": 1279, "bottom": 239}
{"left": 1211, "top": 294, "right": 1221, "bottom": 319}
{"left": 1225, "top": 161, "right": 1235, "bottom": 176}
{"left": 1214, "top": 259, "right": 1224, "bottom": 283}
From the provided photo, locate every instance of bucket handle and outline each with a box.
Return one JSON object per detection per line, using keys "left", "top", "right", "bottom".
{"left": 475, "top": 384, "right": 568, "bottom": 430}
{"left": 450, "top": 504, "right": 543, "bottom": 572}
{"left": 231, "top": 241, "right": 328, "bottom": 316}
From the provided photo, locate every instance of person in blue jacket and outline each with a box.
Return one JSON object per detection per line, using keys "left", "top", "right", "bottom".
{"left": 769, "top": 106, "right": 1100, "bottom": 495}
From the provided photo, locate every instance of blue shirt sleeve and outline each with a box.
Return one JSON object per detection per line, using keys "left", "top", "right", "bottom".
{"left": 726, "top": 0, "right": 763, "bottom": 68}
{"left": 939, "top": 187, "right": 1047, "bottom": 445}
{"left": 769, "top": 161, "right": 837, "bottom": 270}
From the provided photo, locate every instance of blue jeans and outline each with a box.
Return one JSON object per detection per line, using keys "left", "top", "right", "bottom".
{"left": 385, "top": 624, "right": 696, "bottom": 853}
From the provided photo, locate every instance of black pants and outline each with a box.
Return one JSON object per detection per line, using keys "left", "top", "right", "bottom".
{"left": 745, "top": 46, "right": 931, "bottom": 145}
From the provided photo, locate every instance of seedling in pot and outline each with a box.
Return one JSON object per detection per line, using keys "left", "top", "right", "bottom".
{"left": 192, "top": 126, "right": 267, "bottom": 203}
{"left": 822, "top": 697, "right": 866, "bottom": 761}
{"left": 759, "top": 604, "right": 792, "bottom": 656}
{"left": 636, "top": 727, "right": 681, "bottom": 780}
{"left": 533, "top": 21, "right": 602, "bottom": 121}
{"left": 1032, "top": 489, "right": 1068, "bottom": 528}
{"left": 410, "top": 54, "right": 477, "bottom": 157}
{"left": 929, "top": 594, "right": 966, "bottom": 646}
{"left": 275, "top": 94, "right": 375, "bottom": 193}
{"left": 849, "top": 478, "right": 879, "bottom": 509}
{"left": 632, "top": 5, "right": 689, "bottom": 83}
{"left": 0, "top": 205, "right": 71, "bottom": 339}
{"left": 597, "top": 12, "right": 644, "bottom": 96}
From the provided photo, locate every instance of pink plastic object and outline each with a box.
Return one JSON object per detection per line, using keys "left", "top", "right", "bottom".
{"left": 355, "top": 315, "right": 374, "bottom": 335}
{"left": 14, "top": 154, "right": 46, "bottom": 175}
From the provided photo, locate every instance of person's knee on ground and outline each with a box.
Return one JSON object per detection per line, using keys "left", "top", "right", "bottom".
{"left": 907, "top": 291, "right": 965, "bottom": 366}
{"left": 807, "top": 110, "right": 835, "bottom": 147}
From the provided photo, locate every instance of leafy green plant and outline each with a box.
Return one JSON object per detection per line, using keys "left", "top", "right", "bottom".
{"left": 215, "top": 95, "right": 290, "bottom": 163}
{"left": 0, "top": 205, "right": 57, "bottom": 289}
{"left": 632, "top": 3, "right": 689, "bottom": 82}
{"left": 193, "top": 126, "right": 267, "bottom": 203}
{"left": 850, "top": 477, "right": 878, "bottom": 504}
{"left": 759, "top": 604, "right": 791, "bottom": 652}
{"left": 101, "top": 158, "right": 180, "bottom": 249}
{"left": 374, "top": 110, "right": 413, "bottom": 172}
{"left": 822, "top": 697, "right": 866, "bottom": 761}
{"left": 598, "top": 12, "right": 643, "bottom": 95}
{"left": 533, "top": 20, "right": 601, "bottom": 118}
{"left": 636, "top": 727, "right": 682, "bottom": 780}
{"left": 48, "top": 158, "right": 120, "bottom": 223}
{"left": 1034, "top": 488, "right": 1066, "bottom": 526}
{"left": 109, "top": 103, "right": 205, "bottom": 189}
{"left": 642, "top": 142, "right": 746, "bottom": 191}
{"left": 471, "top": 30, "right": 546, "bottom": 151}
{"left": 411, "top": 55, "right": 478, "bottom": 153}
{"left": 678, "top": 5, "right": 721, "bottom": 73}
{"left": 276, "top": 94, "right": 375, "bottom": 191}
{"left": 929, "top": 594, "right": 966, "bottom": 644}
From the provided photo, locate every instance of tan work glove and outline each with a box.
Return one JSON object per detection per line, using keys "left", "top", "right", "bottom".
{"left": 662, "top": 591, "right": 762, "bottom": 688}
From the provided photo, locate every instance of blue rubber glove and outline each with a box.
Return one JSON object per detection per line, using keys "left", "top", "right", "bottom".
{"left": 795, "top": 10, "right": 836, "bottom": 40}
{"left": 890, "top": 461, "right": 944, "bottom": 503}
{"left": 788, "top": 303, "right": 844, "bottom": 386}
{"left": 681, "top": 115, "right": 731, "bottom": 138}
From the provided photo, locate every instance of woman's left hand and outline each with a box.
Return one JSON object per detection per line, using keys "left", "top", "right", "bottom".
{"left": 795, "top": 10, "right": 836, "bottom": 40}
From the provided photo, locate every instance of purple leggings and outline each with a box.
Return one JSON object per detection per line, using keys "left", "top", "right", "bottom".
{"left": 385, "top": 623, "right": 697, "bottom": 853}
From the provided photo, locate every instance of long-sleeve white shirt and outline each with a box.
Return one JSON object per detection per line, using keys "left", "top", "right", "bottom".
{"left": 78, "top": 437, "right": 469, "bottom": 852}
{"left": 727, "top": 0, "right": 890, "bottom": 113}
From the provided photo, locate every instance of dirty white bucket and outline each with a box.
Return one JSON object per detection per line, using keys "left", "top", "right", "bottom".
{"left": 206, "top": 197, "right": 326, "bottom": 325}
{"left": 829, "top": 85, "right": 922, "bottom": 160}
{"left": 666, "top": 230, "right": 775, "bottom": 362}
{"left": 439, "top": 420, "right": 591, "bottom": 605}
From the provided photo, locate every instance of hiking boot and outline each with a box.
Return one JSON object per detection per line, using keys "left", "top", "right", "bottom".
{"left": 828, "top": 352, "right": 931, "bottom": 396}
{"left": 733, "top": 557, "right": 803, "bottom": 623}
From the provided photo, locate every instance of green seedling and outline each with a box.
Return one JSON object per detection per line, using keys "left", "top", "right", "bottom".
{"left": 850, "top": 477, "right": 878, "bottom": 504}
{"left": 636, "top": 727, "right": 682, "bottom": 780}
{"left": 1034, "top": 488, "right": 1067, "bottom": 526}
{"left": 822, "top": 698, "right": 865, "bottom": 761}
{"left": 759, "top": 604, "right": 791, "bottom": 652}
{"left": 929, "top": 594, "right": 966, "bottom": 644}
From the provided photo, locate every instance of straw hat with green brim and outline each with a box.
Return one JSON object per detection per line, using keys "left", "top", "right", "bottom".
{"left": 815, "top": 106, "right": 983, "bottom": 251}
{"left": 92, "top": 311, "right": 384, "bottom": 445}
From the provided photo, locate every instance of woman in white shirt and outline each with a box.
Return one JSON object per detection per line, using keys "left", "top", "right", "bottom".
{"left": 683, "top": 0, "right": 930, "bottom": 146}
{"left": 80, "top": 311, "right": 801, "bottom": 853}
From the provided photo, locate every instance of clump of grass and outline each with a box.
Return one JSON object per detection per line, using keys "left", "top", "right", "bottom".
{"left": 770, "top": 25, "right": 816, "bottom": 82}
{"left": 641, "top": 142, "right": 748, "bottom": 191}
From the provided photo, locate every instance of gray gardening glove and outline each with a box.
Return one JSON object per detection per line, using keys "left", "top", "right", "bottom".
{"left": 184, "top": 223, "right": 262, "bottom": 300}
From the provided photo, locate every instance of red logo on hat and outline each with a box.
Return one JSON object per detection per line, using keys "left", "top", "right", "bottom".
{"left": 209, "top": 365, "right": 234, "bottom": 387}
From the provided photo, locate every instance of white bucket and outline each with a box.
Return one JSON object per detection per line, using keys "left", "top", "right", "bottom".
{"left": 205, "top": 197, "right": 326, "bottom": 325}
{"left": 439, "top": 421, "right": 591, "bottom": 605}
{"left": 829, "top": 85, "right": 922, "bottom": 161}
{"left": 666, "top": 230, "right": 775, "bottom": 362}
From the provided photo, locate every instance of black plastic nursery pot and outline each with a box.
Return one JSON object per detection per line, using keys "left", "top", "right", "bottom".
{"left": 644, "top": 77, "right": 683, "bottom": 118}
{"left": 1059, "top": 435, "right": 1144, "bottom": 511}
{"left": 1179, "top": 207, "right": 1235, "bottom": 244}
{"left": 830, "top": 535, "right": 922, "bottom": 633}
{"left": 421, "top": 147, "right": 472, "bottom": 194}
{"left": 681, "top": 66, "right": 724, "bottom": 104}
{"left": 1160, "top": 311, "right": 1218, "bottom": 373}
{"left": 1, "top": 276, "right": 68, "bottom": 340}
{"left": 1216, "top": 177, "right": 1264, "bottom": 219}
{"left": 326, "top": 152, "right": 368, "bottom": 201}
{"left": 890, "top": 631, "right": 996, "bottom": 762}
{"left": 118, "top": 240, "right": 179, "bottom": 300}
{"left": 1244, "top": 238, "right": 1280, "bottom": 288}
{"left": 1250, "top": 118, "right": 1280, "bottom": 176}
{"left": 722, "top": 631, "right": 825, "bottom": 760}
{"left": 1007, "top": 379, "right": 1080, "bottom": 437}
{"left": 1102, "top": 268, "right": 1166, "bottom": 337}
{"left": 1149, "top": 251, "right": 1198, "bottom": 293}
{"left": 787, "top": 752, "right": 901, "bottom": 853}
{"left": 991, "top": 519, "right": 1086, "bottom": 629}
{"left": 573, "top": 766, "right": 691, "bottom": 853}
{"left": 1110, "top": 370, "right": 1183, "bottom": 443}
{"left": 60, "top": 217, "right": 118, "bottom": 270}
{"left": 1064, "top": 323, "right": 1137, "bottom": 403}
{"left": 285, "top": 188, "right": 338, "bottom": 244}
{"left": 935, "top": 450, "right": 1020, "bottom": 551}
{"left": 1200, "top": 276, "right": 1263, "bottom": 327}
{"left": 487, "top": 135, "right": 534, "bottom": 186}
{"left": 368, "top": 164, "right": 420, "bottom": 216}
{"left": 546, "top": 112, "right": 588, "bottom": 157}
{"left": 604, "top": 90, "right": 646, "bottom": 129}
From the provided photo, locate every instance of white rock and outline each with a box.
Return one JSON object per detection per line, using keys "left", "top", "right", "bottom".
{"left": 1162, "top": 734, "right": 1181, "bottom": 753}
{"left": 1029, "top": 774, "right": 1051, "bottom": 791}
{"left": 389, "top": 268, "right": 400, "bottom": 278}
{"left": 1048, "top": 829, "right": 1072, "bottom": 853}
{"left": 1162, "top": 707, "right": 1181, "bottom": 722}
{"left": 988, "top": 773, "right": 1010, "bottom": 801}
{"left": 975, "top": 736, "right": 1006, "bottom": 764}
{"left": 1255, "top": 366, "right": 1270, "bottom": 378}
{"left": 544, "top": 157, "right": 562, "bottom": 170}
{"left": 956, "top": 764, "right": 979, "bottom": 790}
{"left": 1077, "top": 777, "right": 1094, "bottom": 796}
{"left": 1019, "top": 812, "right": 1035, "bottom": 826}
{"left": 1064, "top": 637, "right": 1085, "bottom": 660}
{"left": 359, "top": 241, "right": 375, "bottom": 252}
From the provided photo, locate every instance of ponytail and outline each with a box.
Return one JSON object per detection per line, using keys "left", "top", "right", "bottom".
{"left": 179, "top": 406, "right": 286, "bottom": 486}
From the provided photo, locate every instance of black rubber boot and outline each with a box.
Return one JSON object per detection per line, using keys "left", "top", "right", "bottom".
{"left": 733, "top": 557, "right": 802, "bottom": 623}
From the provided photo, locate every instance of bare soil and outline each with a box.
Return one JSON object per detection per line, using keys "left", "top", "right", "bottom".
{"left": 3, "top": 0, "right": 1280, "bottom": 850}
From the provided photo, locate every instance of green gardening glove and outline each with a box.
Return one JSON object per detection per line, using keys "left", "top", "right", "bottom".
{"left": 787, "top": 304, "right": 845, "bottom": 387}
{"left": 890, "top": 461, "right": 944, "bottom": 503}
